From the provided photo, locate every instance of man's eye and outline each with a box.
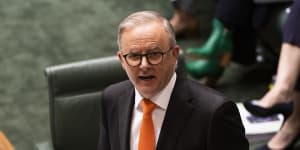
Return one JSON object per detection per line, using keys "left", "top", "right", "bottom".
{"left": 127, "top": 54, "right": 141, "bottom": 60}
{"left": 148, "top": 52, "right": 162, "bottom": 58}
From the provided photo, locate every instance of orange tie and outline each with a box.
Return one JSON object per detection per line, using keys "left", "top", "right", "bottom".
{"left": 139, "top": 99, "right": 156, "bottom": 150}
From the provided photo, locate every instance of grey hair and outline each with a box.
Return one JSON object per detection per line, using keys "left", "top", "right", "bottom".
{"left": 117, "top": 11, "right": 176, "bottom": 50}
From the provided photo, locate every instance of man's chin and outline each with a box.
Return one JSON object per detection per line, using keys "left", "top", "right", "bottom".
{"left": 137, "top": 87, "right": 157, "bottom": 99}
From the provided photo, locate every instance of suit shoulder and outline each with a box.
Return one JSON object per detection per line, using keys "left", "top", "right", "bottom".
{"left": 103, "top": 80, "right": 132, "bottom": 95}
{"left": 185, "top": 79, "right": 230, "bottom": 109}
{"left": 101, "top": 80, "right": 132, "bottom": 103}
{"left": 187, "top": 79, "right": 226, "bottom": 99}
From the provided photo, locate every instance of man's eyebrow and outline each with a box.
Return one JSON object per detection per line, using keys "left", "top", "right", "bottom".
{"left": 126, "top": 49, "right": 140, "bottom": 53}
{"left": 126, "top": 47, "right": 164, "bottom": 53}
{"left": 147, "top": 47, "right": 164, "bottom": 51}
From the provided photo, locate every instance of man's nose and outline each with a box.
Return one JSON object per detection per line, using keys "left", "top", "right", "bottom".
{"left": 140, "top": 56, "right": 150, "bottom": 68}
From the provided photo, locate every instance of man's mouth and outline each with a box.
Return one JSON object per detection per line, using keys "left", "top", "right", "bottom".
{"left": 138, "top": 75, "right": 155, "bottom": 81}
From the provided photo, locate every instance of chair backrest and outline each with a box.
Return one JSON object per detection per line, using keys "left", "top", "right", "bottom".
{"left": 45, "top": 56, "right": 127, "bottom": 150}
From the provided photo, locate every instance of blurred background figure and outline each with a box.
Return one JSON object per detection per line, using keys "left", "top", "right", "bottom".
{"left": 244, "top": 0, "right": 300, "bottom": 149}
{"left": 169, "top": 0, "right": 202, "bottom": 38}
{"left": 170, "top": 0, "right": 291, "bottom": 86}
{"left": 184, "top": 0, "right": 272, "bottom": 85}
{"left": 170, "top": 0, "right": 300, "bottom": 149}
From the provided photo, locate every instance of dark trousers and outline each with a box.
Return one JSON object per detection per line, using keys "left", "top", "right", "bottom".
{"left": 172, "top": 0, "right": 300, "bottom": 90}
{"left": 215, "top": 0, "right": 273, "bottom": 65}
{"left": 216, "top": 0, "right": 300, "bottom": 90}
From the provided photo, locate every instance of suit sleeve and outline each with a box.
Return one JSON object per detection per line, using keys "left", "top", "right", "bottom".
{"left": 97, "top": 92, "right": 111, "bottom": 150}
{"left": 207, "top": 101, "right": 249, "bottom": 150}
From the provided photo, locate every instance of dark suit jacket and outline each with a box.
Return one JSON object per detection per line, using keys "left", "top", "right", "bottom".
{"left": 98, "top": 77, "right": 249, "bottom": 150}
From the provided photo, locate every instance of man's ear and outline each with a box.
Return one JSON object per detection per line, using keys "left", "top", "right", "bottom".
{"left": 117, "top": 51, "right": 123, "bottom": 62}
{"left": 172, "top": 45, "right": 180, "bottom": 58}
{"left": 117, "top": 51, "right": 127, "bottom": 71}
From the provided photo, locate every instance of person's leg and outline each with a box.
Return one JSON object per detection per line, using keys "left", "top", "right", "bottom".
{"left": 169, "top": 0, "right": 201, "bottom": 35}
{"left": 256, "top": 22, "right": 300, "bottom": 150}
{"left": 257, "top": 43, "right": 300, "bottom": 108}
{"left": 217, "top": 0, "right": 266, "bottom": 65}
{"left": 185, "top": 0, "right": 257, "bottom": 83}
{"left": 187, "top": 0, "right": 255, "bottom": 56}
{"left": 257, "top": 0, "right": 300, "bottom": 108}
{"left": 215, "top": 0, "right": 253, "bottom": 28}
{"left": 231, "top": 29, "right": 256, "bottom": 65}
{"left": 266, "top": 91, "right": 300, "bottom": 149}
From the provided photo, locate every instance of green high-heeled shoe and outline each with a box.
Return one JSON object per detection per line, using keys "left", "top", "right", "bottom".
{"left": 186, "top": 59, "right": 222, "bottom": 77}
{"left": 186, "top": 18, "right": 233, "bottom": 57}
{"left": 184, "top": 19, "right": 233, "bottom": 85}
{"left": 185, "top": 53, "right": 231, "bottom": 86}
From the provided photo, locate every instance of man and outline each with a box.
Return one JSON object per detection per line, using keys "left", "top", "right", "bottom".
{"left": 98, "top": 11, "right": 249, "bottom": 150}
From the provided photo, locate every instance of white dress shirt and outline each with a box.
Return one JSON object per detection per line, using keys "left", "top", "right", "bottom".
{"left": 130, "top": 73, "right": 177, "bottom": 150}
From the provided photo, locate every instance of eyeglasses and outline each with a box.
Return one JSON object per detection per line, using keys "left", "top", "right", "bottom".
{"left": 122, "top": 47, "right": 173, "bottom": 67}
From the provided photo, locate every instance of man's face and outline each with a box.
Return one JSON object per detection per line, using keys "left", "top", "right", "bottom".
{"left": 118, "top": 22, "right": 179, "bottom": 98}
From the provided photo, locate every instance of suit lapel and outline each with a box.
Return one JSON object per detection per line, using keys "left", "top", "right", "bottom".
{"left": 118, "top": 84, "right": 135, "bottom": 150}
{"left": 156, "top": 78, "right": 194, "bottom": 150}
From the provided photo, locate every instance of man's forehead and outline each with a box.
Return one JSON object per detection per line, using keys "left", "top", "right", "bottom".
{"left": 120, "top": 27, "right": 168, "bottom": 49}
{"left": 125, "top": 22, "right": 164, "bottom": 34}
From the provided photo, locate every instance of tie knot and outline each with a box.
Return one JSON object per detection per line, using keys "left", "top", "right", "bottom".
{"left": 141, "top": 99, "right": 156, "bottom": 115}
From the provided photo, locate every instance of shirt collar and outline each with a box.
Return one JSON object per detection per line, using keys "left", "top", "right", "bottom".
{"left": 134, "top": 73, "right": 177, "bottom": 111}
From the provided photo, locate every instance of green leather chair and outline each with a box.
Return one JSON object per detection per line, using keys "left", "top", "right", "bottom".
{"left": 44, "top": 54, "right": 187, "bottom": 150}
{"left": 44, "top": 56, "right": 127, "bottom": 150}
